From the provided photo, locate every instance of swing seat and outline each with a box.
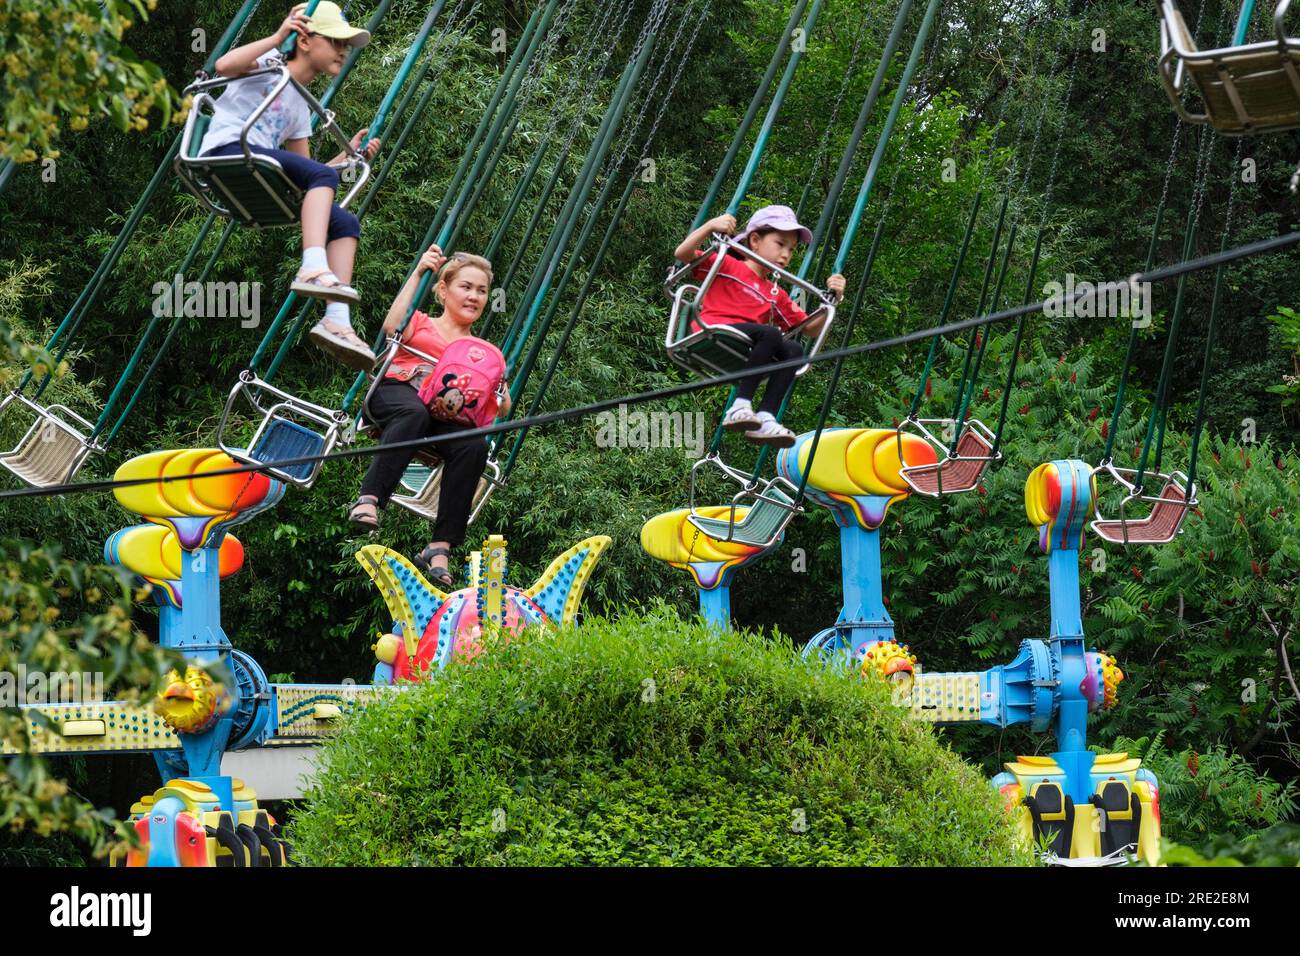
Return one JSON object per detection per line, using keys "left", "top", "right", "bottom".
{"left": 686, "top": 454, "right": 802, "bottom": 547}
{"left": 662, "top": 234, "right": 835, "bottom": 380}
{"left": 898, "top": 418, "right": 1000, "bottom": 497}
{"left": 1159, "top": 0, "right": 1300, "bottom": 135}
{"left": 391, "top": 457, "right": 501, "bottom": 525}
{"left": 217, "top": 373, "right": 347, "bottom": 488}
{"left": 1090, "top": 780, "right": 1143, "bottom": 857}
{"left": 0, "top": 393, "right": 98, "bottom": 488}
{"left": 175, "top": 67, "right": 368, "bottom": 229}
{"left": 1089, "top": 466, "right": 1195, "bottom": 546}
{"left": 687, "top": 480, "right": 797, "bottom": 548}
{"left": 1023, "top": 781, "right": 1074, "bottom": 858}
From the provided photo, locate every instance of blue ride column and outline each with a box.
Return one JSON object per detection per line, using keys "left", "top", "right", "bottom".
{"left": 104, "top": 449, "right": 285, "bottom": 809}
{"left": 1026, "top": 458, "right": 1098, "bottom": 805}
{"left": 776, "top": 428, "right": 925, "bottom": 659}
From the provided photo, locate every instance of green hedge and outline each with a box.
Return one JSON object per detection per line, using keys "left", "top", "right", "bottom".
{"left": 289, "top": 608, "right": 1030, "bottom": 865}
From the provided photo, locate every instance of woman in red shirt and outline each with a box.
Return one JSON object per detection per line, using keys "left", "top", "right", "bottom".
{"left": 674, "top": 205, "right": 846, "bottom": 448}
{"left": 347, "top": 246, "right": 510, "bottom": 587}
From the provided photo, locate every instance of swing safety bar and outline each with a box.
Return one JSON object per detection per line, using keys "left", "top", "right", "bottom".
{"left": 1089, "top": 461, "right": 1197, "bottom": 546}
{"left": 1158, "top": 0, "right": 1300, "bottom": 135}
{"left": 663, "top": 234, "right": 837, "bottom": 379}
{"left": 686, "top": 452, "right": 803, "bottom": 547}
{"left": 175, "top": 60, "right": 370, "bottom": 228}
{"left": 217, "top": 370, "right": 350, "bottom": 487}
{"left": 0, "top": 391, "right": 102, "bottom": 488}
{"left": 896, "top": 416, "right": 1000, "bottom": 497}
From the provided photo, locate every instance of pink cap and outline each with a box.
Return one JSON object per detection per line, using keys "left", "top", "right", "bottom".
{"left": 733, "top": 204, "right": 812, "bottom": 246}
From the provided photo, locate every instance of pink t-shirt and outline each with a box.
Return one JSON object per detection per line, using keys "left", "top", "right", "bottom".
{"left": 690, "top": 250, "right": 807, "bottom": 332}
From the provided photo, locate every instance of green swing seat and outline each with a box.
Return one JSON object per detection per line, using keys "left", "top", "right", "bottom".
{"left": 686, "top": 480, "right": 797, "bottom": 548}
{"left": 663, "top": 235, "right": 836, "bottom": 380}
{"left": 175, "top": 63, "right": 368, "bottom": 229}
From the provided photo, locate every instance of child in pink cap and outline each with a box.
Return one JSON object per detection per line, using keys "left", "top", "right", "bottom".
{"left": 674, "top": 205, "right": 845, "bottom": 448}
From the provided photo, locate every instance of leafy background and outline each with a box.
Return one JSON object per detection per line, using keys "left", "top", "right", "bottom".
{"left": 1, "top": 0, "right": 1298, "bottom": 861}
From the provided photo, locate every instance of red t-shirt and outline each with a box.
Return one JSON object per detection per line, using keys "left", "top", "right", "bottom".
{"left": 386, "top": 310, "right": 449, "bottom": 385}
{"left": 690, "top": 250, "right": 807, "bottom": 332}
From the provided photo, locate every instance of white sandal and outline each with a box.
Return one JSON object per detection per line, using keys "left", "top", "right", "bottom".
{"left": 309, "top": 320, "right": 377, "bottom": 371}
{"left": 292, "top": 268, "right": 360, "bottom": 305}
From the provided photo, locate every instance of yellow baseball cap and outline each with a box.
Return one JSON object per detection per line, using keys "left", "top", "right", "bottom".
{"left": 299, "top": 1, "right": 370, "bottom": 48}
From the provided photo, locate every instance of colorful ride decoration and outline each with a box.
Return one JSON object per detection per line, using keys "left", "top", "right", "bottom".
{"left": 110, "top": 777, "right": 290, "bottom": 868}
{"left": 776, "top": 427, "right": 934, "bottom": 660}
{"left": 358, "top": 534, "right": 611, "bottom": 682}
{"left": 902, "top": 459, "right": 1158, "bottom": 864}
{"left": 639, "top": 507, "right": 773, "bottom": 627}
{"left": 860, "top": 639, "right": 918, "bottom": 693}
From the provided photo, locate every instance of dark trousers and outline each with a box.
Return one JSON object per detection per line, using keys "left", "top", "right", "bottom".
{"left": 205, "top": 142, "right": 362, "bottom": 241}
{"left": 732, "top": 323, "right": 803, "bottom": 414}
{"left": 360, "top": 379, "right": 490, "bottom": 547}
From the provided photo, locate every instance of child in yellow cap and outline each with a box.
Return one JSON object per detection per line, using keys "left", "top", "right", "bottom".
{"left": 200, "top": 3, "right": 380, "bottom": 369}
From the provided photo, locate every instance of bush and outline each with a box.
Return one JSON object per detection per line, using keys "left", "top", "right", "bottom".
{"left": 288, "top": 608, "right": 1030, "bottom": 866}
{"left": 1109, "top": 733, "right": 1297, "bottom": 846}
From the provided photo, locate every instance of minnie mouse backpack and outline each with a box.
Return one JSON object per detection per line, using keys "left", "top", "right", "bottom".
{"left": 417, "top": 335, "right": 507, "bottom": 428}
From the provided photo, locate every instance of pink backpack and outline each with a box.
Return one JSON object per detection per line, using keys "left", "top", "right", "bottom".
{"left": 417, "top": 335, "right": 506, "bottom": 429}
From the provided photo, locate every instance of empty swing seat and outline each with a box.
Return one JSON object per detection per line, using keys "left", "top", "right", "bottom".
{"left": 900, "top": 421, "right": 999, "bottom": 496}
{"left": 1159, "top": 0, "right": 1300, "bottom": 135}
{"left": 392, "top": 458, "right": 500, "bottom": 524}
{"left": 687, "top": 481, "right": 796, "bottom": 548}
{"left": 0, "top": 395, "right": 97, "bottom": 487}
{"left": 247, "top": 418, "right": 328, "bottom": 485}
{"left": 1022, "top": 781, "right": 1075, "bottom": 857}
{"left": 1090, "top": 478, "right": 1191, "bottom": 546}
{"left": 1090, "top": 780, "right": 1142, "bottom": 857}
{"left": 218, "top": 374, "right": 347, "bottom": 488}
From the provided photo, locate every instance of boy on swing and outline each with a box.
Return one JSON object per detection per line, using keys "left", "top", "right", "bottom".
{"left": 200, "top": 2, "right": 381, "bottom": 370}
{"left": 674, "top": 205, "right": 846, "bottom": 448}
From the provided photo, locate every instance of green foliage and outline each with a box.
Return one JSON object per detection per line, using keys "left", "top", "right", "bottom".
{"left": 1109, "top": 733, "right": 1297, "bottom": 846}
{"left": 0, "top": 538, "right": 174, "bottom": 858}
{"left": 1265, "top": 305, "right": 1300, "bottom": 418}
{"left": 1161, "top": 821, "right": 1300, "bottom": 867}
{"left": 0, "top": 0, "right": 181, "bottom": 163}
{"left": 289, "top": 608, "right": 1030, "bottom": 865}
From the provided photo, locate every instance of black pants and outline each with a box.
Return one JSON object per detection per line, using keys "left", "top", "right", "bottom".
{"left": 732, "top": 323, "right": 803, "bottom": 414}
{"left": 360, "top": 379, "right": 489, "bottom": 547}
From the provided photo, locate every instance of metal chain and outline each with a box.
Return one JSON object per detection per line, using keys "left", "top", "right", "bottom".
{"left": 979, "top": 0, "right": 1034, "bottom": 189}
{"left": 531, "top": 0, "right": 634, "bottom": 145}
{"left": 510, "top": 0, "right": 583, "bottom": 116}
{"left": 798, "top": 5, "right": 878, "bottom": 213}
{"left": 549, "top": 1, "right": 640, "bottom": 170}
{"left": 1032, "top": 0, "right": 1088, "bottom": 212}
{"left": 1012, "top": 0, "right": 1080, "bottom": 200}
{"left": 634, "top": 0, "right": 709, "bottom": 158}
{"left": 609, "top": 0, "right": 704, "bottom": 177}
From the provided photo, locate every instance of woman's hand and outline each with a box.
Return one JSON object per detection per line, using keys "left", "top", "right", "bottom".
{"left": 350, "top": 128, "right": 381, "bottom": 160}
{"left": 416, "top": 243, "right": 447, "bottom": 277}
{"left": 415, "top": 244, "right": 446, "bottom": 276}
{"left": 826, "top": 273, "right": 846, "bottom": 302}
{"left": 275, "top": 7, "right": 311, "bottom": 45}
{"left": 709, "top": 213, "right": 737, "bottom": 235}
